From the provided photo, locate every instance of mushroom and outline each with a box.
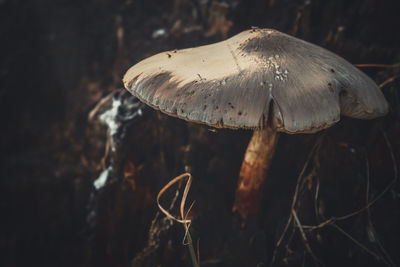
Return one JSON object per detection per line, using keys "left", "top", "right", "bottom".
{"left": 123, "top": 28, "right": 388, "bottom": 221}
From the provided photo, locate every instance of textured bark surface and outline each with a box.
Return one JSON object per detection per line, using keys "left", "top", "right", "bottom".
{"left": 1, "top": 0, "right": 400, "bottom": 267}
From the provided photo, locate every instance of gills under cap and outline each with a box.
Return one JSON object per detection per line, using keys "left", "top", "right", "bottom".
{"left": 123, "top": 28, "right": 388, "bottom": 133}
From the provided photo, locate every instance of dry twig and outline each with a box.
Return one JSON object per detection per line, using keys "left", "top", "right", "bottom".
{"left": 354, "top": 63, "right": 400, "bottom": 69}
{"left": 271, "top": 128, "right": 398, "bottom": 266}
{"left": 270, "top": 136, "right": 324, "bottom": 266}
{"left": 354, "top": 63, "right": 400, "bottom": 88}
{"left": 379, "top": 74, "right": 400, "bottom": 88}
{"left": 302, "top": 131, "right": 398, "bottom": 231}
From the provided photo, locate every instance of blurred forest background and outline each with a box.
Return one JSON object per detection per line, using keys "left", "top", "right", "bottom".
{"left": 1, "top": 0, "right": 400, "bottom": 266}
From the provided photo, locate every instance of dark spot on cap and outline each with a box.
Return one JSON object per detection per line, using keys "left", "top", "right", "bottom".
{"left": 328, "top": 83, "right": 334, "bottom": 93}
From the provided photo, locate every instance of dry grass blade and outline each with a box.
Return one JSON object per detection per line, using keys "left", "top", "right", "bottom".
{"left": 156, "top": 173, "right": 199, "bottom": 267}
{"left": 157, "top": 173, "right": 192, "bottom": 224}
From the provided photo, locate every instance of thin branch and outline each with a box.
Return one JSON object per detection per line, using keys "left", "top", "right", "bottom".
{"left": 379, "top": 74, "right": 400, "bottom": 88}
{"left": 353, "top": 63, "right": 400, "bottom": 88}
{"left": 292, "top": 210, "right": 320, "bottom": 266}
{"left": 302, "top": 131, "right": 398, "bottom": 231}
{"left": 382, "top": 129, "right": 398, "bottom": 183}
{"left": 271, "top": 136, "right": 324, "bottom": 266}
{"left": 313, "top": 175, "right": 322, "bottom": 222}
{"left": 331, "top": 224, "right": 381, "bottom": 260}
{"left": 270, "top": 129, "right": 398, "bottom": 266}
{"left": 364, "top": 150, "right": 396, "bottom": 267}
{"left": 354, "top": 63, "right": 400, "bottom": 69}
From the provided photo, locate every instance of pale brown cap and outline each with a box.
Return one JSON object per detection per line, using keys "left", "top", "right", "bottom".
{"left": 123, "top": 28, "right": 388, "bottom": 133}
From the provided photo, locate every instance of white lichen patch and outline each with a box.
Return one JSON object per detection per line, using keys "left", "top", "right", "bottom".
{"left": 99, "top": 97, "right": 122, "bottom": 151}
{"left": 152, "top": 28, "right": 167, "bottom": 39}
{"left": 263, "top": 55, "right": 289, "bottom": 81}
{"left": 94, "top": 166, "right": 112, "bottom": 190}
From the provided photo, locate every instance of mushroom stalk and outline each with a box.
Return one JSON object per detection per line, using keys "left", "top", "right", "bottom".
{"left": 233, "top": 127, "right": 279, "bottom": 221}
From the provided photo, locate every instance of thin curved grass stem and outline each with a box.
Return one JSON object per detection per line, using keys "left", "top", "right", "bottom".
{"left": 157, "top": 173, "right": 199, "bottom": 267}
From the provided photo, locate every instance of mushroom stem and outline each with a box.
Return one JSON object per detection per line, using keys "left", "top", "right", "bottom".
{"left": 233, "top": 127, "right": 279, "bottom": 221}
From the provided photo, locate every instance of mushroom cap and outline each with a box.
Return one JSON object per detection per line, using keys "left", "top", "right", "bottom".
{"left": 123, "top": 28, "right": 388, "bottom": 133}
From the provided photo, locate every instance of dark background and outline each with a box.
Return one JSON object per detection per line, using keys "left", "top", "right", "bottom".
{"left": 1, "top": 0, "right": 400, "bottom": 266}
